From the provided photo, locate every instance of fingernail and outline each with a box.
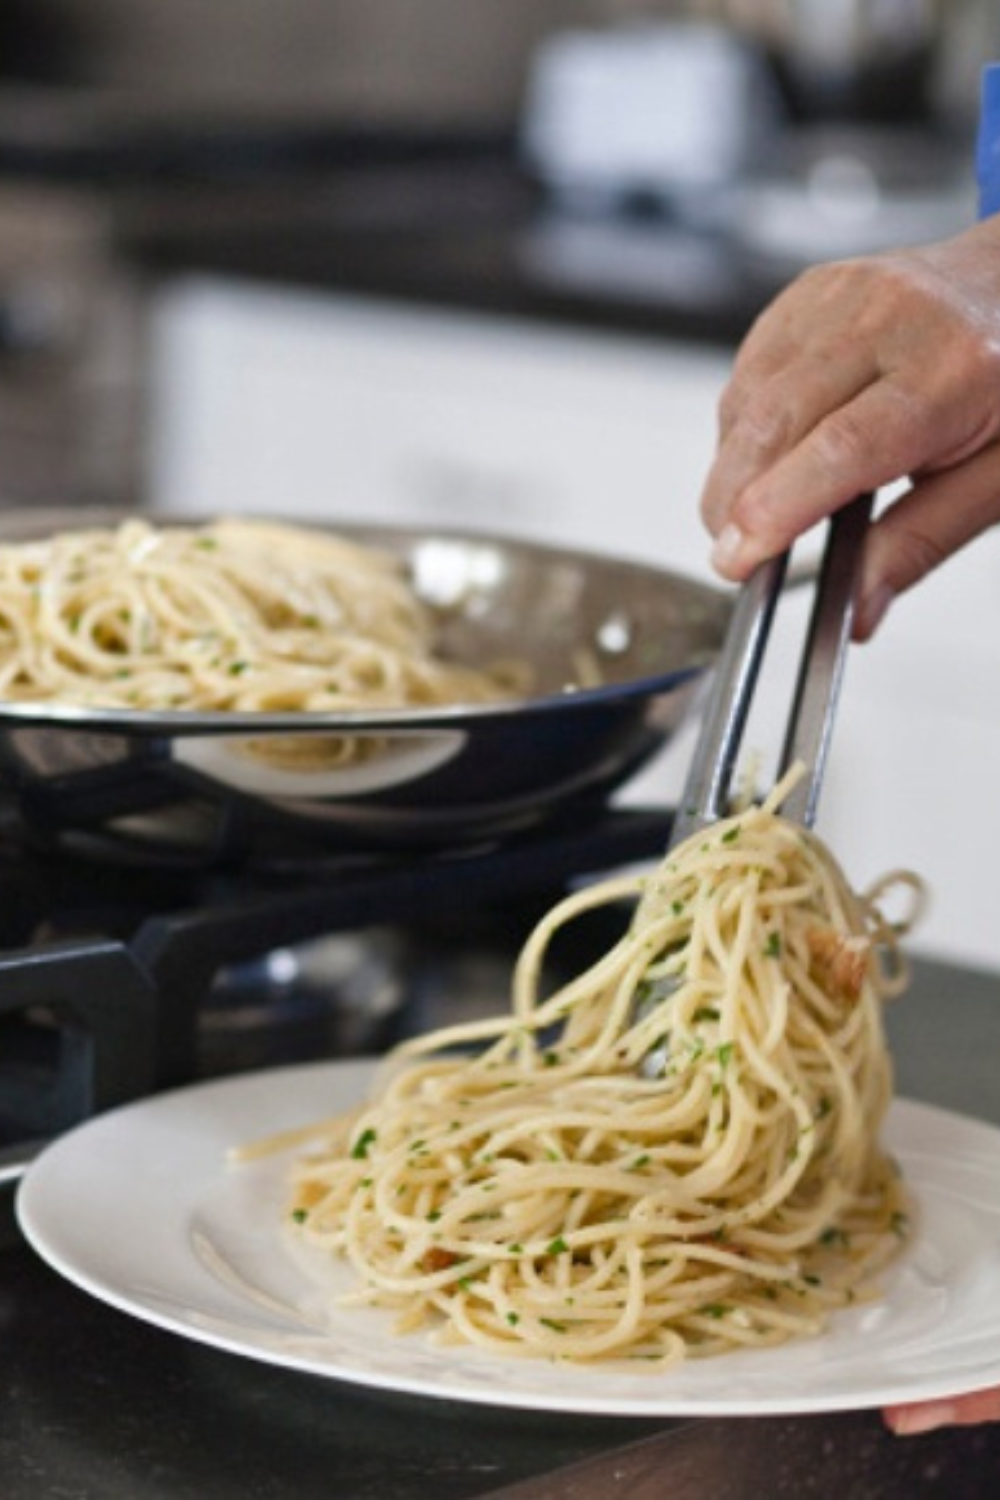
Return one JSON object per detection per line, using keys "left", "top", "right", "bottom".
{"left": 710, "top": 523, "right": 746, "bottom": 576}
{"left": 888, "top": 1402, "right": 958, "bottom": 1436}
{"left": 857, "top": 583, "right": 895, "bottom": 639}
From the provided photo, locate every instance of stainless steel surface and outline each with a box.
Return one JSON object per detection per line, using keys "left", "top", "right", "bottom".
{"left": 778, "top": 492, "right": 871, "bottom": 823}
{"left": 636, "top": 497, "right": 869, "bottom": 1077}
{"left": 665, "top": 551, "right": 788, "bottom": 851}
{"left": 671, "top": 493, "right": 871, "bottom": 844}
{"left": 0, "top": 509, "right": 729, "bottom": 865}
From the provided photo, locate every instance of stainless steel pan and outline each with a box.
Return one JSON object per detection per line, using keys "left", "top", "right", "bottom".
{"left": 0, "top": 509, "right": 730, "bottom": 865}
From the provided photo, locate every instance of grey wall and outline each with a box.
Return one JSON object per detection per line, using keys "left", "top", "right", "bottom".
{"left": 4, "top": 2, "right": 996, "bottom": 129}
{"left": 10, "top": 1, "right": 683, "bottom": 124}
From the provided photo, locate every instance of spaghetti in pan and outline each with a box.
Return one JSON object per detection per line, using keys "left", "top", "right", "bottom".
{"left": 0, "top": 516, "right": 526, "bottom": 713}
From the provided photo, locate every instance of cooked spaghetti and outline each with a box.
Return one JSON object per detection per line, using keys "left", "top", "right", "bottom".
{"left": 0, "top": 517, "right": 524, "bottom": 712}
{"left": 274, "top": 769, "right": 923, "bottom": 1365}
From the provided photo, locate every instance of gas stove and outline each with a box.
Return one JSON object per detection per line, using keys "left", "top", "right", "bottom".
{"left": 0, "top": 803, "right": 673, "bottom": 1157}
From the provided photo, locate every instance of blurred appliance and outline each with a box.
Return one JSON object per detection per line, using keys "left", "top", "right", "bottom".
{"left": 518, "top": 11, "right": 973, "bottom": 275}
{"left": 733, "top": 0, "right": 944, "bottom": 124}
{"left": 521, "top": 22, "right": 781, "bottom": 221}
{"left": 718, "top": 0, "right": 979, "bottom": 273}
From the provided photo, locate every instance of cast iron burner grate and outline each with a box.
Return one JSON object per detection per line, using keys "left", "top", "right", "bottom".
{"left": 0, "top": 805, "right": 674, "bottom": 1151}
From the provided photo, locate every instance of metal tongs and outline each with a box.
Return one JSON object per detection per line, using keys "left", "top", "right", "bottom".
{"left": 639, "top": 493, "right": 872, "bottom": 1076}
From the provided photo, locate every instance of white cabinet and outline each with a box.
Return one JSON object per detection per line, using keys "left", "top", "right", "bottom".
{"left": 148, "top": 278, "right": 1000, "bottom": 972}
{"left": 148, "top": 278, "right": 727, "bottom": 572}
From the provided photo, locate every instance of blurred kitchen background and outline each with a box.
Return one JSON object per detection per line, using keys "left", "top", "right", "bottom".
{"left": 0, "top": 0, "right": 998, "bottom": 969}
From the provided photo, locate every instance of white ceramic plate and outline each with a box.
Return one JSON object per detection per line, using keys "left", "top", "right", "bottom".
{"left": 16, "top": 1060, "right": 1000, "bottom": 1418}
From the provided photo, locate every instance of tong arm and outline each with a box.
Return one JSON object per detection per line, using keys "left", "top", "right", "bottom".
{"left": 778, "top": 493, "right": 873, "bottom": 824}
{"left": 671, "top": 493, "right": 872, "bottom": 844}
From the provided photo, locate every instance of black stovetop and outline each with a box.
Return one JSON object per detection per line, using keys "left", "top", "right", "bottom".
{"left": 0, "top": 803, "right": 674, "bottom": 1149}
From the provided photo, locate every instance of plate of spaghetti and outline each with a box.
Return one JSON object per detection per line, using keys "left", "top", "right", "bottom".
{"left": 17, "top": 773, "right": 1000, "bottom": 1415}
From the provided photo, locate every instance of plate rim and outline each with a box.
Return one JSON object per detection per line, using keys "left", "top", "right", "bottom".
{"left": 15, "top": 1058, "right": 1000, "bottom": 1419}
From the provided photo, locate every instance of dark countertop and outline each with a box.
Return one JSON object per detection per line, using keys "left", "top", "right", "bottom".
{"left": 0, "top": 137, "right": 776, "bottom": 348}
{"left": 2, "top": 952, "right": 999, "bottom": 1499}
{"left": 0, "top": 107, "right": 979, "bottom": 359}
{"left": 115, "top": 164, "right": 773, "bottom": 349}
{"left": 73, "top": 133, "right": 973, "bottom": 353}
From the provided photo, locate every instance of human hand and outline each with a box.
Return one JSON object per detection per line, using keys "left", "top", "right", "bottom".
{"left": 884, "top": 1386, "right": 1000, "bottom": 1436}
{"left": 700, "top": 218, "right": 1000, "bottom": 639}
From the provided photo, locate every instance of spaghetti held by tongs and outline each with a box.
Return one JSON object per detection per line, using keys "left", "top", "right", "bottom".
{"left": 264, "top": 493, "right": 928, "bottom": 1369}
{"left": 635, "top": 491, "right": 878, "bottom": 1077}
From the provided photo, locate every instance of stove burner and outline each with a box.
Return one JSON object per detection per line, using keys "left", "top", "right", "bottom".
{"left": 0, "top": 805, "right": 673, "bottom": 1149}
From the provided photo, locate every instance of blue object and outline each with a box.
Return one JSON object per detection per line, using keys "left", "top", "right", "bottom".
{"left": 976, "top": 63, "right": 1000, "bottom": 218}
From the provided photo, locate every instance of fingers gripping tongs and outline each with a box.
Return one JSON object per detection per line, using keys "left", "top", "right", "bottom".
{"left": 639, "top": 493, "right": 873, "bottom": 1077}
